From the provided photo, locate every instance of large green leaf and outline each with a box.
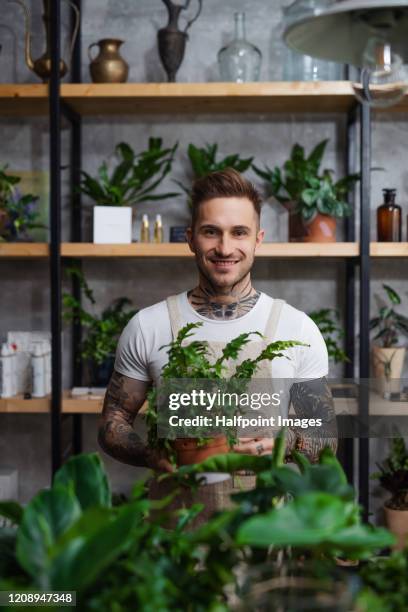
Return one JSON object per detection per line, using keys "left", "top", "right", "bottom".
{"left": 327, "top": 524, "right": 395, "bottom": 557}
{"left": 16, "top": 485, "right": 81, "bottom": 588}
{"left": 176, "top": 452, "right": 273, "bottom": 478}
{"left": 54, "top": 453, "right": 111, "bottom": 510}
{"left": 237, "top": 493, "right": 349, "bottom": 548}
{"left": 237, "top": 491, "right": 394, "bottom": 558}
{"left": 272, "top": 464, "right": 354, "bottom": 501}
{"left": 49, "top": 503, "right": 145, "bottom": 592}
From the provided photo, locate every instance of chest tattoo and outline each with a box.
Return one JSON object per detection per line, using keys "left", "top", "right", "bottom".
{"left": 188, "top": 290, "right": 261, "bottom": 320}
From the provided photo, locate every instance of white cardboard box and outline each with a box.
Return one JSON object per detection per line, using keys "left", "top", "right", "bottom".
{"left": 93, "top": 206, "right": 132, "bottom": 244}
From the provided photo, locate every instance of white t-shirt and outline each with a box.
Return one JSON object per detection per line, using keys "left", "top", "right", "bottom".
{"left": 114, "top": 291, "right": 328, "bottom": 386}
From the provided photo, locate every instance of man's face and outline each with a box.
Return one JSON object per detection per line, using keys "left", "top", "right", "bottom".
{"left": 186, "top": 197, "right": 264, "bottom": 290}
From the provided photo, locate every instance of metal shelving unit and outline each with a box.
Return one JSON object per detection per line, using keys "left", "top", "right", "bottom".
{"left": 3, "top": 1, "right": 408, "bottom": 512}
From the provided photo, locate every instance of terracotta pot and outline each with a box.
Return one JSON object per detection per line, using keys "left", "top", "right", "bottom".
{"left": 173, "top": 436, "right": 229, "bottom": 466}
{"left": 372, "top": 346, "right": 406, "bottom": 395}
{"left": 302, "top": 213, "right": 337, "bottom": 243}
{"left": 384, "top": 505, "right": 408, "bottom": 550}
{"left": 284, "top": 203, "right": 336, "bottom": 242}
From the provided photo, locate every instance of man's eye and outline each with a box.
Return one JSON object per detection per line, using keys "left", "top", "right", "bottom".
{"left": 234, "top": 229, "right": 248, "bottom": 236}
{"left": 204, "top": 228, "right": 216, "bottom": 235}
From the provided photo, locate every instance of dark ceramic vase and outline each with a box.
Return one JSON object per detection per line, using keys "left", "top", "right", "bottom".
{"left": 157, "top": 0, "right": 202, "bottom": 82}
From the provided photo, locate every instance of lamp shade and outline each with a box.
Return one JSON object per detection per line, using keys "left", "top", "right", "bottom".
{"left": 283, "top": 0, "right": 408, "bottom": 67}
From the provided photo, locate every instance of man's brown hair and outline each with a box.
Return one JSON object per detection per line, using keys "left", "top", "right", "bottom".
{"left": 190, "top": 168, "right": 262, "bottom": 229}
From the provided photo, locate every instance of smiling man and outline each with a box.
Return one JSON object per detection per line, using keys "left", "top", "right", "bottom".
{"left": 98, "top": 169, "right": 337, "bottom": 472}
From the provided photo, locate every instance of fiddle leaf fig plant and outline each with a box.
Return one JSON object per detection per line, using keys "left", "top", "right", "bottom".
{"left": 370, "top": 284, "right": 408, "bottom": 348}
{"left": 308, "top": 308, "right": 349, "bottom": 364}
{"left": 79, "top": 138, "right": 179, "bottom": 206}
{"left": 253, "top": 139, "right": 360, "bottom": 221}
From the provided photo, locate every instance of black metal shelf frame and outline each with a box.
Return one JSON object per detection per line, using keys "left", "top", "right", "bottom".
{"left": 46, "top": 1, "right": 372, "bottom": 511}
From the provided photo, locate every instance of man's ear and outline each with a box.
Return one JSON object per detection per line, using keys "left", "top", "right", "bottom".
{"left": 255, "top": 228, "right": 265, "bottom": 250}
{"left": 186, "top": 226, "right": 195, "bottom": 253}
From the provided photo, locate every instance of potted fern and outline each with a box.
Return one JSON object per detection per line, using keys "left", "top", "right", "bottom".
{"left": 370, "top": 284, "right": 408, "bottom": 395}
{"left": 253, "top": 139, "right": 359, "bottom": 243}
{"left": 146, "top": 322, "right": 305, "bottom": 466}
{"left": 79, "top": 138, "right": 178, "bottom": 243}
{"left": 372, "top": 437, "right": 408, "bottom": 550}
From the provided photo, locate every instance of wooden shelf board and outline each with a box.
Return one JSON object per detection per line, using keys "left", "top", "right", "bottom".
{"left": 61, "top": 82, "right": 357, "bottom": 115}
{"left": 0, "top": 84, "right": 49, "bottom": 116}
{"left": 61, "top": 242, "right": 358, "bottom": 258}
{"left": 370, "top": 242, "right": 408, "bottom": 257}
{"left": 2, "top": 242, "right": 408, "bottom": 259}
{"left": 2, "top": 392, "right": 407, "bottom": 416}
{"left": 0, "top": 243, "right": 49, "bottom": 258}
{"left": 1, "top": 83, "right": 408, "bottom": 117}
{"left": 0, "top": 393, "right": 103, "bottom": 414}
{"left": 0, "top": 396, "right": 50, "bottom": 413}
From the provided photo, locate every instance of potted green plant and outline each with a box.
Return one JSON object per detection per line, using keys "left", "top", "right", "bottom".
{"left": 0, "top": 165, "right": 45, "bottom": 242}
{"left": 370, "top": 284, "right": 408, "bottom": 395}
{"left": 79, "top": 138, "right": 178, "bottom": 243}
{"left": 253, "top": 139, "right": 360, "bottom": 243}
{"left": 62, "top": 267, "right": 137, "bottom": 386}
{"left": 174, "top": 142, "right": 253, "bottom": 216}
{"left": 146, "top": 322, "right": 305, "bottom": 466}
{"left": 372, "top": 437, "right": 408, "bottom": 550}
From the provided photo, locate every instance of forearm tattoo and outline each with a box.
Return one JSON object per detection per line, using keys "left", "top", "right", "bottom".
{"left": 98, "top": 371, "right": 150, "bottom": 467}
{"left": 287, "top": 377, "right": 338, "bottom": 463}
{"left": 188, "top": 279, "right": 260, "bottom": 320}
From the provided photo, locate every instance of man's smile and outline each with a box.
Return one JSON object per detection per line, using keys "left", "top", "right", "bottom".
{"left": 209, "top": 258, "right": 240, "bottom": 268}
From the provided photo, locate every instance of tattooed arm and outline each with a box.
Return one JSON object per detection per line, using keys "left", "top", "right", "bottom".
{"left": 285, "top": 377, "right": 338, "bottom": 463}
{"left": 98, "top": 370, "right": 173, "bottom": 472}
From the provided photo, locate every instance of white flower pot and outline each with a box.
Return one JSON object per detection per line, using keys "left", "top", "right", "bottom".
{"left": 93, "top": 206, "right": 132, "bottom": 244}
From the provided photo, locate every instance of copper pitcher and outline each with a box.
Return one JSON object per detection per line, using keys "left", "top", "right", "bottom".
{"left": 8, "top": 0, "right": 80, "bottom": 82}
{"left": 88, "top": 39, "right": 129, "bottom": 83}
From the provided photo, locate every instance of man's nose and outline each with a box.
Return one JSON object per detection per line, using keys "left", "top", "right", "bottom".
{"left": 215, "top": 234, "right": 234, "bottom": 257}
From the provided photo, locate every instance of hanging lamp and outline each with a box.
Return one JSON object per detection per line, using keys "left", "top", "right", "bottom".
{"left": 283, "top": 0, "right": 408, "bottom": 107}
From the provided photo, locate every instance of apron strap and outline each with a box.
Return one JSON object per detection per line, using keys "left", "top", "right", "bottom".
{"left": 166, "top": 294, "right": 184, "bottom": 340}
{"left": 263, "top": 298, "right": 285, "bottom": 341}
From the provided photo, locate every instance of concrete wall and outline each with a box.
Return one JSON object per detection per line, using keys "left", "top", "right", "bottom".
{"left": 0, "top": 1, "right": 407, "bottom": 519}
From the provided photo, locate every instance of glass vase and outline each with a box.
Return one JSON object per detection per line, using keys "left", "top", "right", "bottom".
{"left": 282, "top": 0, "right": 344, "bottom": 81}
{"left": 218, "top": 12, "right": 262, "bottom": 83}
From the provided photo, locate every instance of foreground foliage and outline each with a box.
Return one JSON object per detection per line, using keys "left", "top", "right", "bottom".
{"left": 0, "top": 440, "right": 395, "bottom": 610}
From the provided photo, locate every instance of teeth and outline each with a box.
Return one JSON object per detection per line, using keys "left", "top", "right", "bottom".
{"left": 213, "top": 261, "right": 237, "bottom": 265}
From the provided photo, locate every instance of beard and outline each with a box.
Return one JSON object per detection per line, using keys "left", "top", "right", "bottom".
{"left": 195, "top": 252, "right": 254, "bottom": 293}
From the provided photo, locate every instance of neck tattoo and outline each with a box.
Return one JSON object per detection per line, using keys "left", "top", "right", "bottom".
{"left": 188, "top": 283, "right": 261, "bottom": 320}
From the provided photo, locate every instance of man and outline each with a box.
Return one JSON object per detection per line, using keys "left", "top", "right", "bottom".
{"left": 99, "top": 169, "right": 337, "bottom": 472}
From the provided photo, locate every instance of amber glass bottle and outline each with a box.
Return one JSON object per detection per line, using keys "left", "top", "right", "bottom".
{"left": 377, "top": 188, "right": 401, "bottom": 242}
